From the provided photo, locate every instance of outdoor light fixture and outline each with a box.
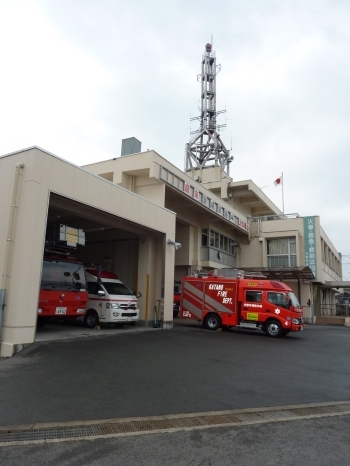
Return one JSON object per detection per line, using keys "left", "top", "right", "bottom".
{"left": 167, "top": 239, "right": 182, "bottom": 250}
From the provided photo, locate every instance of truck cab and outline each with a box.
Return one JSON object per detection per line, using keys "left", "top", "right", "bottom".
{"left": 238, "top": 279, "right": 304, "bottom": 337}
{"left": 84, "top": 269, "right": 140, "bottom": 328}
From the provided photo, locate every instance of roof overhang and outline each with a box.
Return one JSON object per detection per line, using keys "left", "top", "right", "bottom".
{"left": 229, "top": 180, "right": 282, "bottom": 217}
{"left": 238, "top": 266, "right": 315, "bottom": 281}
{"left": 323, "top": 281, "right": 350, "bottom": 289}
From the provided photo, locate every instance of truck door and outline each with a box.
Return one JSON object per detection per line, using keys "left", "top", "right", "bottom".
{"left": 87, "top": 281, "right": 106, "bottom": 319}
{"left": 265, "top": 291, "right": 290, "bottom": 322}
{"left": 241, "top": 290, "right": 263, "bottom": 322}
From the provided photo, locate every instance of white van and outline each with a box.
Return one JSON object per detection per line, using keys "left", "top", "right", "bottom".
{"left": 84, "top": 269, "right": 140, "bottom": 328}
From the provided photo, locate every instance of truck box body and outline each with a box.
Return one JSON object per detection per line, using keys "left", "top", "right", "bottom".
{"left": 181, "top": 270, "right": 304, "bottom": 337}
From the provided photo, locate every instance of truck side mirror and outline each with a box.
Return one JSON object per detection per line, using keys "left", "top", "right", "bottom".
{"left": 97, "top": 290, "right": 105, "bottom": 296}
{"left": 307, "top": 299, "right": 311, "bottom": 307}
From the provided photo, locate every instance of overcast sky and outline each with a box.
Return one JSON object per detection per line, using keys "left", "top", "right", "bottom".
{"left": 1, "top": 0, "right": 349, "bottom": 279}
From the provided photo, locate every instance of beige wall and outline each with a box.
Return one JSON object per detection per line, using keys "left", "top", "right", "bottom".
{"left": 0, "top": 147, "right": 176, "bottom": 357}
{"left": 83, "top": 151, "right": 342, "bottom": 322}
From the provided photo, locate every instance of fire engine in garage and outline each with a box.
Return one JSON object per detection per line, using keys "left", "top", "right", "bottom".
{"left": 37, "top": 224, "right": 88, "bottom": 326}
{"left": 180, "top": 269, "right": 304, "bottom": 337}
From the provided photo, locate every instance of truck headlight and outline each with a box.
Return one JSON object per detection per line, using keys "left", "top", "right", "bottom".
{"left": 292, "top": 318, "right": 300, "bottom": 324}
{"left": 106, "top": 302, "right": 120, "bottom": 309}
{"left": 38, "top": 308, "right": 42, "bottom": 314}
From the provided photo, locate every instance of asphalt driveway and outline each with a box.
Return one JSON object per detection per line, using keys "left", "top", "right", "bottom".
{"left": 0, "top": 322, "right": 349, "bottom": 427}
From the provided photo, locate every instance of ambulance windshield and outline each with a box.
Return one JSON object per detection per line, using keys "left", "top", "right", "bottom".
{"left": 288, "top": 292, "right": 301, "bottom": 309}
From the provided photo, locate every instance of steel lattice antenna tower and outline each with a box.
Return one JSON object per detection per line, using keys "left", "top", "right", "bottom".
{"left": 185, "top": 42, "right": 233, "bottom": 175}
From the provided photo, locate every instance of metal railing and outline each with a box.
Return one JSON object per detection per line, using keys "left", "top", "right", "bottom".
{"left": 319, "top": 304, "right": 350, "bottom": 317}
{"left": 250, "top": 213, "right": 301, "bottom": 222}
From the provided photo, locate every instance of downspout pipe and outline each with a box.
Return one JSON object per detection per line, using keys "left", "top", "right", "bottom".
{"left": 0, "top": 163, "right": 25, "bottom": 347}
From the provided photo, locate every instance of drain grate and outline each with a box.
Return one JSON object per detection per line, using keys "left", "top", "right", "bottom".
{"left": 1, "top": 401, "right": 350, "bottom": 446}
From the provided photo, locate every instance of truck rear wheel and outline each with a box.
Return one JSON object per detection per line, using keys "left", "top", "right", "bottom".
{"left": 204, "top": 313, "right": 222, "bottom": 331}
{"left": 85, "top": 310, "right": 99, "bottom": 329}
{"left": 265, "top": 320, "right": 282, "bottom": 337}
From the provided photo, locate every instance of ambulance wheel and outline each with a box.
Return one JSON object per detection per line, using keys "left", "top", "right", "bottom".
{"left": 85, "top": 310, "right": 99, "bottom": 329}
{"left": 265, "top": 320, "right": 282, "bottom": 338}
{"left": 204, "top": 314, "right": 222, "bottom": 331}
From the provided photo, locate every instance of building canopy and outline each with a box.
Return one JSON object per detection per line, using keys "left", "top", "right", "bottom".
{"left": 239, "top": 266, "right": 315, "bottom": 281}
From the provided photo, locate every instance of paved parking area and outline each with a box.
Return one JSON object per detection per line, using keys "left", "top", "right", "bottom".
{"left": 1, "top": 322, "right": 349, "bottom": 427}
{"left": 35, "top": 321, "right": 148, "bottom": 342}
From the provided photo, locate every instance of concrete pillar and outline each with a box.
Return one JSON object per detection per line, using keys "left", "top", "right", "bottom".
{"left": 1, "top": 164, "right": 48, "bottom": 357}
{"left": 137, "top": 235, "right": 174, "bottom": 328}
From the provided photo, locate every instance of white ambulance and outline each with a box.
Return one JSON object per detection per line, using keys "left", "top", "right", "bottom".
{"left": 84, "top": 269, "right": 140, "bottom": 328}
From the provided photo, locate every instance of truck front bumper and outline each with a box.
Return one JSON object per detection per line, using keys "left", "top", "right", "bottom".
{"left": 291, "top": 323, "right": 304, "bottom": 332}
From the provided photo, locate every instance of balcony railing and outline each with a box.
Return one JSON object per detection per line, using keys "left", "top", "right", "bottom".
{"left": 250, "top": 213, "right": 300, "bottom": 221}
{"left": 200, "top": 247, "right": 236, "bottom": 267}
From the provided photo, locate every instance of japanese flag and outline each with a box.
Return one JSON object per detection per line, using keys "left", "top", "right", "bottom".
{"left": 274, "top": 175, "right": 283, "bottom": 187}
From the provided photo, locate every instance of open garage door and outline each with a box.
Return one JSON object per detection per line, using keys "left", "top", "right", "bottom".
{"left": 35, "top": 193, "right": 162, "bottom": 342}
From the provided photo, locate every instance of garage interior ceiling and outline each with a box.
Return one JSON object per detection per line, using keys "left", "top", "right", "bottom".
{"left": 48, "top": 193, "right": 161, "bottom": 240}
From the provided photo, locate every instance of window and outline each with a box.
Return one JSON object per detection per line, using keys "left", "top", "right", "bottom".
{"left": 41, "top": 260, "right": 86, "bottom": 291}
{"left": 102, "top": 281, "right": 134, "bottom": 296}
{"left": 214, "top": 231, "right": 219, "bottom": 249}
{"left": 267, "top": 238, "right": 296, "bottom": 267}
{"left": 246, "top": 291, "right": 262, "bottom": 303}
{"left": 267, "top": 292, "right": 289, "bottom": 309}
{"left": 202, "top": 229, "right": 208, "bottom": 246}
{"left": 201, "top": 229, "right": 237, "bottom": 257}
{"left": 87, "top": 282, "right": 103, "bottom": 295}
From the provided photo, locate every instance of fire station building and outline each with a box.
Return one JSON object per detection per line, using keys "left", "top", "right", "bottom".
{"left": 0, "top": 144, "right": 345, "bottom": 357}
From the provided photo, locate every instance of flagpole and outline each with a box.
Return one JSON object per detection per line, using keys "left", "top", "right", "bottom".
{"left": 281, "top": 172, "right": 284, "bottom": 219}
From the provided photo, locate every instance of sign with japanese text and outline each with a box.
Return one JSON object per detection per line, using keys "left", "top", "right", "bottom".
{"left": 184, "top": 181, "right": 190, "bottom": 195}
{"left": 239, "top": 219, "right": 249, "bottom": 232}
{"left": 303, "top": 216, "right": 317, "bottom": 279}
{"left": 193, "top": 188, "right": 199, "bottom": 201}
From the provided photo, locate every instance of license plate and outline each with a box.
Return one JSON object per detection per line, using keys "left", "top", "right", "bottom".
{"left": 55, "top": 307, "right": 67, "bottom": 315}
{"left": 127, "top": 317, "right": 131, "bottom": 321}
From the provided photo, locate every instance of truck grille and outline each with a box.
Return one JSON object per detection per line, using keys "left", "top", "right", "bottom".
{"left": 120, "top": 304, "right": 136, "bottom": 310}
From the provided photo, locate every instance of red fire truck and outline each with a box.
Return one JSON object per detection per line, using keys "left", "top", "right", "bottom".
{"left": 37, "top": 224, "right": 88, "bottom": 326}
{"left": 180, "top": 269, "right": 304, "bottom": 337}
{"left": 37, "top": 257, "right": 88, "bottom": 326}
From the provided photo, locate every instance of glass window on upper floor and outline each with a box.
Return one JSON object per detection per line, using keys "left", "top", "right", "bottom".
{"left": 267, "top": 237, "right": 296, "bottom": 267}
{"left": 202, "top": 229, "right": 208, "bottom": 247}
{"left": 201, "top": 229, "right": 237, "bottom": 257}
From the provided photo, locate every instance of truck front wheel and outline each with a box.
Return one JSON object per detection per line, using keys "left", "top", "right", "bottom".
{"left": 204, "top": 313, "right": 222, "bottom": 331}
{"left": 265, "top": 320, "right": 282, "bottom": 337}
{"left": 85, "top": 310, "right": 99, "bottom": 329}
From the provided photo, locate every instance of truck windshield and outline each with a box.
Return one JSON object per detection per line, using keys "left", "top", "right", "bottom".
{"left": 287, "top": 292, "right": 301, "bottom": 308}
{"left": 41, "top": 260, "right": 86, "bottom": 291}
{"left": 102, "top": 282, "right": 135, "bottom": 296}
